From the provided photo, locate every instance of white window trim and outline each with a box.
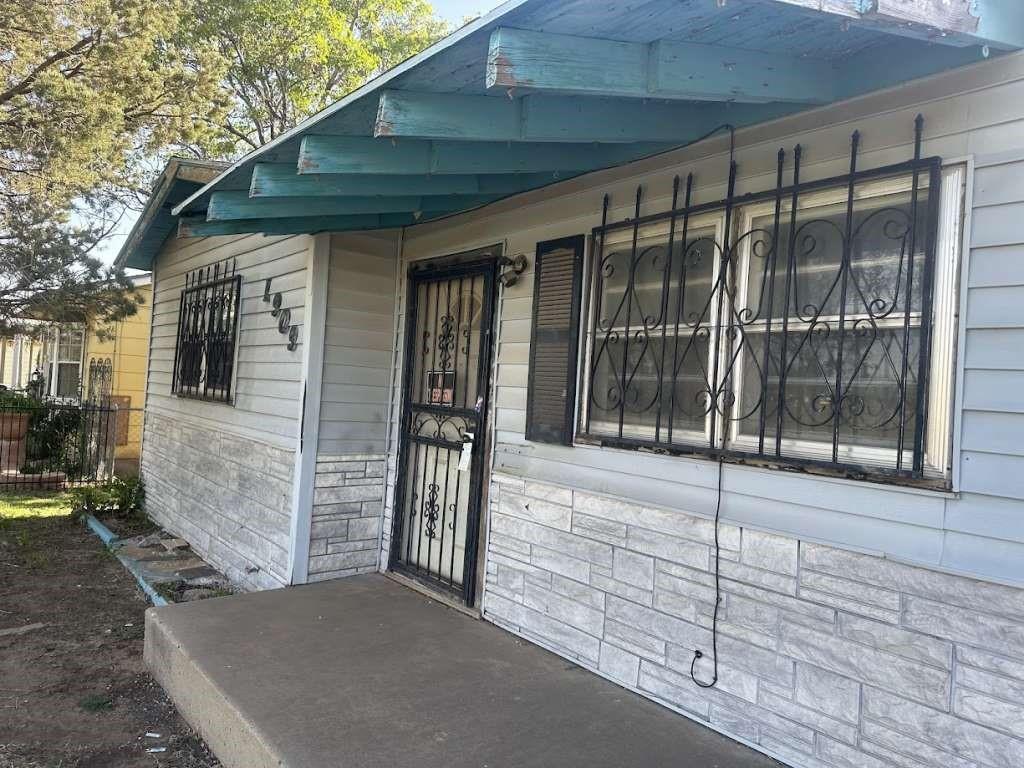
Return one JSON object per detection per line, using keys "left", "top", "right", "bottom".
{"left": 579, "top": 164, "right": 966, "bottom": 484}
{"left": 46, "top": 325, "right": 85, "bottom": 401}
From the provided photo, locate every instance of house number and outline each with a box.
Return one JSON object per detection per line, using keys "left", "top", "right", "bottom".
{"left": 263, "top": 278, "right": 300, "bottom": 351}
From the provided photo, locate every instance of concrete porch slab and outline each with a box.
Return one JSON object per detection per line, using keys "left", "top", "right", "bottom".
{"left": 145, "top": 575, "right": 783, "bottom": 768}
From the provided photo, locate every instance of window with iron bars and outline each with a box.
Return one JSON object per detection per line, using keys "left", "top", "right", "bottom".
{"left": 171, "top": 258, "right": 241, "bottom": 404}
{"left": 580, "top": 118, "right": 963, "bottom": 483}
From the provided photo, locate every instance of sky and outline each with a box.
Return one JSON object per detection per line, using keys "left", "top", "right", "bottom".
{"left": 95, "top": 0, "right": 502, "bottom": 266}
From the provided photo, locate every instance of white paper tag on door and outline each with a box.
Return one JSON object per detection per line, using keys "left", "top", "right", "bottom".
{"left": 457, "top": 433, "right": 474, "bottom": 472}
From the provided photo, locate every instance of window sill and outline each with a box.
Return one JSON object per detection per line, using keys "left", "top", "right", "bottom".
{"left": 571, "top": 433, "right": 956, "bottom": 498}
{"left": 173, "top": 392, "right": 235, "bottom": 407}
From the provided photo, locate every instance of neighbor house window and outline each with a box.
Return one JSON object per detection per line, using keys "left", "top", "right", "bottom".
{"left": 55, "top": 327, "right": 85, "bottom": 398}
{"left": 580, "top": 134, "right": 963, "bottom": 482}
{"left": 171, "top": 259, "right": 241, "bottom": 403}
{"left": 38, "top": 326, "right": 85, "bottom": 399}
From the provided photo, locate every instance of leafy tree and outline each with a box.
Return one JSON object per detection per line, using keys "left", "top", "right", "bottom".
{"left": 186, "top": 0, "right": 448, "bottom": 153}
{"left": 0, "top": 198, "right": 142, "bottom": 336}
{"left": 1, "top": 0, "right": 228, "bottom": 207}
{"left": 0, "top": 0, "right": 225, "bottom": 330}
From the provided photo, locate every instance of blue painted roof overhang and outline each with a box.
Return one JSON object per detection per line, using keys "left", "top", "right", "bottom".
{"left": 147, "top": 0, "right": 1023, "bottom": 262}
{"left": 115, "top": 158, "right": 227, "bottom": 269}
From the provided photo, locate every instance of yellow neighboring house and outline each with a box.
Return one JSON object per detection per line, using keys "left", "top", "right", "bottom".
{"left": 0, "top": 274, "right": 152, "bottom": 472}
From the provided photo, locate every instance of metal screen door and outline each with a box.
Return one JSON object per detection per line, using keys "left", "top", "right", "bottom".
{"left": 391, "top": 259, "right": 497, "bottom": 604}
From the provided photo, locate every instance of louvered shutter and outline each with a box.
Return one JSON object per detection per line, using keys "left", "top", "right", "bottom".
{"left": 526, "top": 236, "right": 585, "bottom": 445}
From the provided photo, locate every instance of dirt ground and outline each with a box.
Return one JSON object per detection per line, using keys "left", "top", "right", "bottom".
{"left": 0, "top": 493, "right": 220, "bottom": 768}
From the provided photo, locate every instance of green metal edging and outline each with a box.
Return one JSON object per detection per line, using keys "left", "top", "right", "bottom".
{"left": 84, "top": 515, "right": 169, "bottom": 608}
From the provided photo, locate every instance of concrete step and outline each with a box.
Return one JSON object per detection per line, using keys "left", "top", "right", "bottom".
{"left": 145, "top": 606, "right": 285, "bottom": 768}
{"left": 145, "top": 575, "right": 782, "bottom": 768}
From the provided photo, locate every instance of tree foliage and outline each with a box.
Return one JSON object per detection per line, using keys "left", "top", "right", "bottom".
{"left": 0, "top": 0, "right": 447, "bottom": 332}
{"left": 0, "top": 198, "right": 142, "bottom": 335}
{"left": 186, "top": 0, "right": 448, "bottom": 153}
{"left": 1, "top": 0, "right": 227, "bottom": 206}
{"left": 0, "top": 0, "right": 225, "bottom": 331}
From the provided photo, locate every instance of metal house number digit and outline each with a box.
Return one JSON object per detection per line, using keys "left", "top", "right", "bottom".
{"left": 263, "top": 277, "right": 299, "bottom": 351}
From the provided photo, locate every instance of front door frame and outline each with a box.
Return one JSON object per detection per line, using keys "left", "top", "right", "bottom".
{"left": 389, "top": 248, "right": 501, "bottom": 606}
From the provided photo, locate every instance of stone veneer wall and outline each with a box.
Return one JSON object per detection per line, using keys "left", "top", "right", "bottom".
{"left": 482, "top": 472, "right": 1024, "bottom": 768}
{"left": 141, "top": 412, "right": 293, "bottom": 591}
{"left": 307, "top": 454, "right": 384, "bottom": 581}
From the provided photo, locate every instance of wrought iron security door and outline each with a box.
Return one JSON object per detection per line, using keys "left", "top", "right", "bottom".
{"left": 391, "top": 259, "right": 497, "bottom": 604}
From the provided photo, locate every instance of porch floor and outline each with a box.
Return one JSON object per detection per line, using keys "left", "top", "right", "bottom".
{"left": 145, "top": 574, "right": 783, "bottom": 768}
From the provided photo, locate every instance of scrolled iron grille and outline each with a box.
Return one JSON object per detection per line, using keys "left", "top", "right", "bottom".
{"left": 87, "top": 358, "right": 113, "bottom": 402}
{"left": 399, "top": 272, "right": 487, "bottom": 591}
{"left": 585, "top": 116, "right": 942, "bottom": 478}
{"left": 171, "top": 258, "right": 241, "bottom": 403}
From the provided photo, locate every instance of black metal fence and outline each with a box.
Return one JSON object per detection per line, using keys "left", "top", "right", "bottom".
{"left": 0, "top": 399, "right": 118, "bottom": 491}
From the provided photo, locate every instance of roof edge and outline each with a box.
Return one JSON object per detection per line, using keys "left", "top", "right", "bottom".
{"left": 170, "top": 0, "right": 534, "bottom": 217}
{"left": 114, "top": 157, "right": 227, "bottom": 270}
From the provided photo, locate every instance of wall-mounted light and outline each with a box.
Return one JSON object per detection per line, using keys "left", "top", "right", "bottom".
{"left": 498, "top": 254, "right": 528, "bottom": 288}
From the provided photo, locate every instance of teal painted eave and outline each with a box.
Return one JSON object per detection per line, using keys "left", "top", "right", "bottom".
{"left": 178, "top": 211, "right": 450, "bottom": 237}
{"left": 166, "top": 0, "right": 1022, "bottom": 237}
{"left": 116, "top": 158, "right": 227, "bottom": 269}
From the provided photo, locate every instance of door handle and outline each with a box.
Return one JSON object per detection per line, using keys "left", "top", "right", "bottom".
{"left": 458, "top": 432, "right": 475, "bottom": 472}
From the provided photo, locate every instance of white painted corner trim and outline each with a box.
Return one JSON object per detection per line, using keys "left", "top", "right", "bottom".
{"left": 288, "top": 233, "right": 330, "bottom": 585}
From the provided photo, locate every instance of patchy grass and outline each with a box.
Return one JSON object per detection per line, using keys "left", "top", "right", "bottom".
{"left": 0, "top": 490, "right": 75, "bottom": 520}
{"left": 79, "top": 693, "right": 114, "bottom": 712}
{"left": 0, "top": 491, "right": 76, "bottom": 569}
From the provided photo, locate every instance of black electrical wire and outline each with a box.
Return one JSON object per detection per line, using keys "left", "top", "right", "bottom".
{"left": 690, "top": 455, "right": 725, "bottom": 688}
{"left": 688, "top": 123, "right": 735, "bottom": 690}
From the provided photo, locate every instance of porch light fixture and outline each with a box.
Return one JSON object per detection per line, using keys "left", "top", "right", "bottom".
{"left": 498, "top": 254, "right": 528, "bottom": 287}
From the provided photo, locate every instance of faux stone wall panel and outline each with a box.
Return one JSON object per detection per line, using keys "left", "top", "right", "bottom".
{"left": 308, "top": 454, "right": 383, "bottom": 581}
{"left": 482, "top": 473, "right": 1024, "bottom": 768}
{"left": 141, "top": 412, "right": 292, "bottom": 591}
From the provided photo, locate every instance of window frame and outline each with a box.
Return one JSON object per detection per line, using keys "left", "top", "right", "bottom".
{"left": 577, "top": 156, "right": 963, "bottom": 487}
{"left": 40, "top": 325, "right": 84, "bottom": 401}
{"left": 581, "top": 212, "right": 727, "bottom": 448}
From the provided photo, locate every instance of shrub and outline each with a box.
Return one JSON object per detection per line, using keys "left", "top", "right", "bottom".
{"left": 71, "top": 476, "right": 145, "bottom": 520}
{"left": 22, "top": 406, "right": 83, "bottom": 476}
{"left": 109, "top": 475, "right": 145, "bottom": 517}
{"left": 0, "top": 389, "right": 35, "bottom": 410}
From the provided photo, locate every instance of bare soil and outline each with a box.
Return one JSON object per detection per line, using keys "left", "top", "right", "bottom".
{"left": 0, "top": 505, "right": 220, "bottom": 768}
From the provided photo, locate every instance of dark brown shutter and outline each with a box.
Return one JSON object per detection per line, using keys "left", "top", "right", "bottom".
{"left": 526, "top": 235, "right": 585, "bottom": 445}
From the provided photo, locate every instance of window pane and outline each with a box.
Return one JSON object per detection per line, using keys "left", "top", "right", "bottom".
{"left": 56, "top": 362, "right": 80, "bottom": 398}
{"left": 745, "top": 184, "right": 930, "bottom": 323}
{"left": 58, "top": 330, "right": 84, "bottom": 361}
{"left": 732, "top": 327, "right": 921, "bottom": 455}
{"left": 732, "top": 180, "right": 932, "bottom": 464}
{"left": 588, "top": 226, "right": 716, "bottom": 442}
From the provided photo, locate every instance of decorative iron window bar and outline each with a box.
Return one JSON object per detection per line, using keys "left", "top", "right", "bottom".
{"left": 87, "top": 357, "right": 113, "bottom": 403}
{"left": 583, "top": 116, "right": 943, "bottom": 481}
{"left": 171, "top": 258, "right": 241, "bottom": 403}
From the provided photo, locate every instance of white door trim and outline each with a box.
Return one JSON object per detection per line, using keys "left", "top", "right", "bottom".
{"left": 288, "top": 233, "right": 330, "bottom": 585}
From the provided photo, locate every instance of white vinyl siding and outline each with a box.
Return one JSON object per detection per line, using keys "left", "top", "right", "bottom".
{"left": 397, "top": 50, "right": 1024, "bottom": 587}
{"left": 147, "top": 233, "right": 309, "bottom": 445}
{"left": 142, "top": 231, "right": 311, "bottom": 589}
{"left": 317, "top": 231, "right": 400, "bottom": 456}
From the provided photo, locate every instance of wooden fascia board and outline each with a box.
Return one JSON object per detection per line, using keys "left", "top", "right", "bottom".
{"left": 248, "top": 165, "right": 574, "bottom": 198}
{"left": 298, "top": 135, "right": 677, "bottom": 176}
{"left": 374, "top": 89, "right": 799, "bottom": 143}
{"left": 206, "top": 190, "right": 504, "bottom": 221}
{"left": 177, "top": 213, "right": 423, "bottom": 237}
{"left": 485, "top": 27, "right": 839, "bottom": 104}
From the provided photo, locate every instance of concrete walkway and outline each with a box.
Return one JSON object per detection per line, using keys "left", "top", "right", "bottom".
{"left": 145, "top": 575, "right": 783, "bottom": 768}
